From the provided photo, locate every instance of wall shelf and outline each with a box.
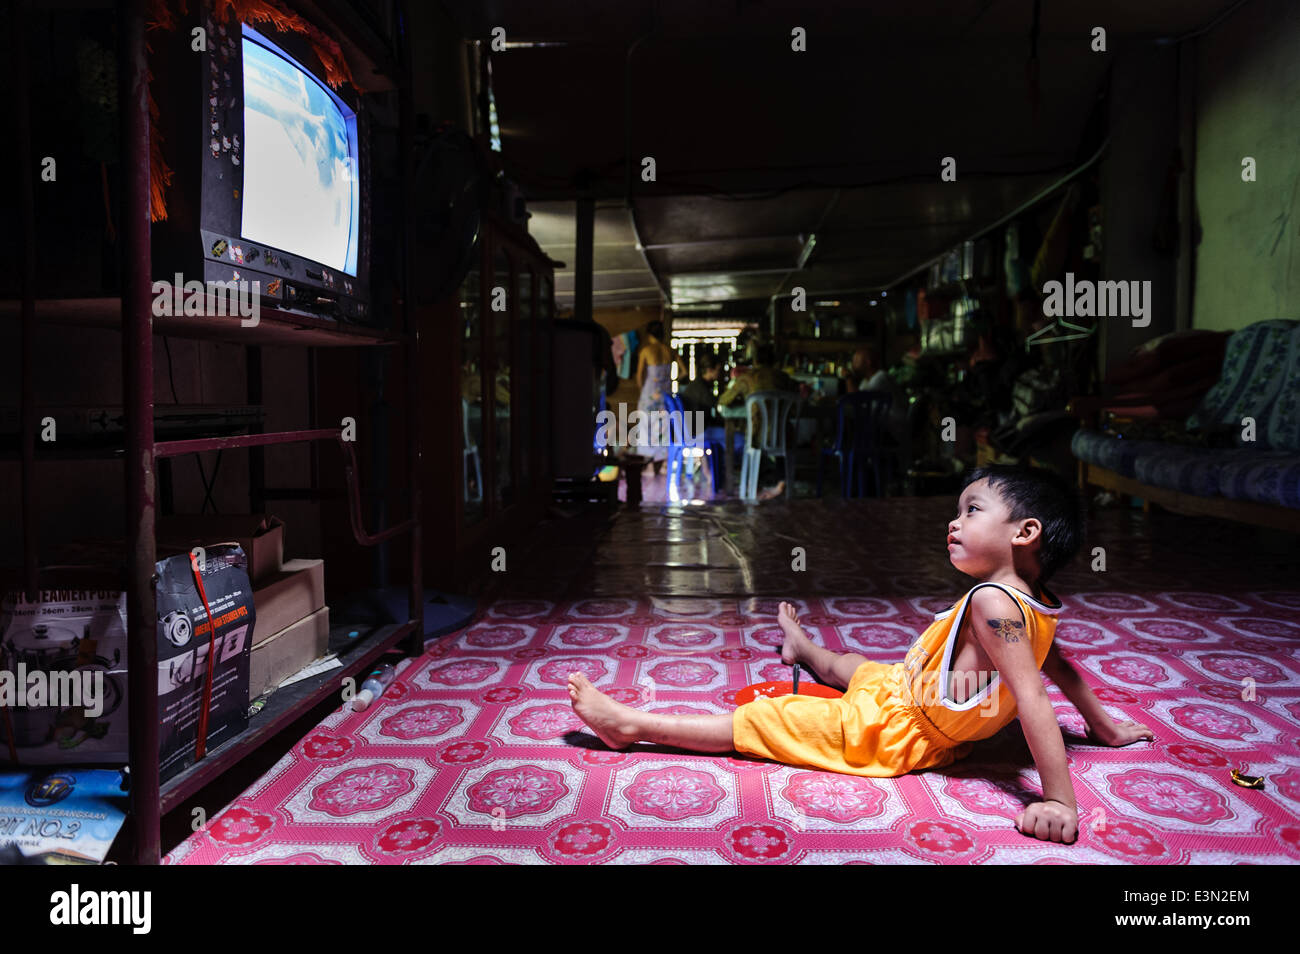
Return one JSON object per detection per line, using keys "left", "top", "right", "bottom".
{"left": 0, "top": 297, "right": 407, "bottom": 348}
{"left": 6, "top": 0, "right": 425, "bottom": 865}
{"left": 159, "top": 620, "right": 416, "bottom": 811}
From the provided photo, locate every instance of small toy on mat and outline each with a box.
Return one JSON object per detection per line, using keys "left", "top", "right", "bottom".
{"left": 733, "top": 663, "right": 842, "bottom": 706}
{"left": 1230, "top": 767, "right": 1265, "bottom": 790}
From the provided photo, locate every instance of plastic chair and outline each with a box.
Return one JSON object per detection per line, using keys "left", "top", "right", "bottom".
{"left": 740, "top": 390, "right": 801, "bottom": 501}
{"left": 663, "top": 393, "right": 708, "bottom": 502}
{"left": 817, "top": 391, "right": 893, "bottom": 498}
{"left": 703, "top": 424, "right": 744, "bottom": 497}
{"left": 462, "top": 398, "right": 483, "bottom": 502}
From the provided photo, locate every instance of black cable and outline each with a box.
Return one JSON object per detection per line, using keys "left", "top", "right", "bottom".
{"left": 163, "top": 335, "right": 222, "bottom": 514}
{"left": 194, "top": 455, "right": 210, "bottom": 513}
{"left": 164, "top": 335, "right": 215, "bottom": 513}
{"left": 162, "top": 336, "right": 180, "bottom": 404}
{"left": 196, "top": 450, "right": 223, "bottom": 515}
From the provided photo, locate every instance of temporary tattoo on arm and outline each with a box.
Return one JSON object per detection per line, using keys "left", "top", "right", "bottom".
{"left": 987, "top": 617, "right": 1025, "bottom": 643}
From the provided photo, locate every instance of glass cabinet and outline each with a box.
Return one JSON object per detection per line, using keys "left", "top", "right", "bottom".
{"left": 449, "top": 216, "right": 555, "bottom": 542}
{"left": 491, "top": 247, "right": 512, "bottom": 510}
{"left": 459, "top": 260, "right": 485, "bottom": 524}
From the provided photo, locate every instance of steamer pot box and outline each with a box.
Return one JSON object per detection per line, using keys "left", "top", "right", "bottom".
{"left": 0, "top": 591, "right": 129, "bottom": 765}
{"left": 156, "top": 545, "right": 254, "bottom": 783}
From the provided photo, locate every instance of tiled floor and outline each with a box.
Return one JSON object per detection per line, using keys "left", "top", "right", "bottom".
{"left": 166, "top": 495, "right": 1300, "bottom": 864}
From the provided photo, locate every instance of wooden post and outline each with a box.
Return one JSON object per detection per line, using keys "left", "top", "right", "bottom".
{"left": 575, "top": 197, "right": 594, "bottom": 323}
{"left": 120, "top": 0, "right": 161, "bottom": 865}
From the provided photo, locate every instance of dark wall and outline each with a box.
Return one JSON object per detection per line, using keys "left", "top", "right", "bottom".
{"left": 1193, "top": 0, "right": 1300, "bottom": 329}
{"left": 1097, "top": 43, "right": 1182, "bottom": 377}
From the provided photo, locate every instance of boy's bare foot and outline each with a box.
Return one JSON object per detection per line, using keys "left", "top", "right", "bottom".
{"left": 758, "top": 480, "right": 786, "bottom": 501}
{"left": 567, "top": 672, "right": 642, "bottom": 750}
{"left": 777, "top": 601, "right": 815, "bottom": 667}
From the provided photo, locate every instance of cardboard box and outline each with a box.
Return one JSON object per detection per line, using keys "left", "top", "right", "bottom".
{"left": 156, "top": 545, "right": 254, "bottom": 784}
{"left": 156, "top": 514, "right": 285, "bottom": 584}
{"left": 249, "top": 607, "right": 330, "bottom": 702}
{"left": 0, "top": 590, "right": 129, "bottom": 766}
{"left": 251, "top": 559, "right": 325, "bottom": 647}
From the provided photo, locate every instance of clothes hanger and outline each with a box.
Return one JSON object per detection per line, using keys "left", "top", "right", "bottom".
{"left": 1025, "top": 314, "right": 1096, "bottom": 350}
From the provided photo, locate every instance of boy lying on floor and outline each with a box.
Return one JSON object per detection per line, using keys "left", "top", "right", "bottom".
{"left": 568, "top": 463, "right": 1154, "bottom": 844}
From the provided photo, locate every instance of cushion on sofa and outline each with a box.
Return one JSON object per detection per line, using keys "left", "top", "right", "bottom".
{"left": 1132, "top": 448, "right": 1223, "bottom": 497}
{"left": 1070, "top": 430, "right": 1169, "bottom": 477}
{"left": 1215, "top": 451, "right": 1300, "bottom": 508}
{"left": 1187, "top": 319, "right": 1300, "bottom": 448}
{"left": 1105, "top": 329, "right": 1229, "bottom": 392}
{"left": 1264, "top": 324, "right": 1300, "bottom": 451}
{"left": 1107, "top": 378, "right": 1229, "bottom": 420}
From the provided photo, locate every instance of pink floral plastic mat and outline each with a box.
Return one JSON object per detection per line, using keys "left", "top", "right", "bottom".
{"left": 166, "top": 582, "right": 1300, "bottom": 864}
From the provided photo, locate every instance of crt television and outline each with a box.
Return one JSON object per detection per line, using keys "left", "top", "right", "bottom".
{"left": 151, "top": 2, "right": 372, "bottom": 322}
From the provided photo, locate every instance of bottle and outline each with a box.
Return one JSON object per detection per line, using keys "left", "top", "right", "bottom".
{"left": 351, "top": 663, "right": 397, "bottom": 711}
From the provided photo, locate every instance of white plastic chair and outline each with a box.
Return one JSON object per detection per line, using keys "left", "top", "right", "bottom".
{"left": 739, "top": 390, "right": 801, "bottom": 501}
{"left": 462, "top": 398, "right": 483, "bottom": 503}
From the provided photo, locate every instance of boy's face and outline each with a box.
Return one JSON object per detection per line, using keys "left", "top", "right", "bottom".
{"left": 947, "top": 478, "right": 1039, "bottom": 577}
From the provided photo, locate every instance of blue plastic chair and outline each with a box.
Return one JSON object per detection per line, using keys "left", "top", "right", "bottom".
{"left": 740, "top": 390, "right": 802, "bottom": 501}
{"left": 663, "top": 393, "right": 709, "bottom": 501}
{"left": 702, "top": 424, "right": 744, "bottom": 496}
{"left": 817, "top": 391, "right": 894, "bottom": 498}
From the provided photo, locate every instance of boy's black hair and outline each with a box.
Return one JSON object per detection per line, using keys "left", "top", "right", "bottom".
{"left": 646, "top": 320, "right": 665, "bottom": 340}
{"left": 754, "top": 343, "right": 777, "bottom": 367}
{"left": 960, "top": 464, "right": 1084, "bottom": 584}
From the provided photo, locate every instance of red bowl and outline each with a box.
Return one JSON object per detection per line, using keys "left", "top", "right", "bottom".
{"left": 734, "top": 680, "right": 842, "bottom": 706}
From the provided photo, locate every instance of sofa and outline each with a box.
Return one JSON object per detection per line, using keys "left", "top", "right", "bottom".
{"left": 1069, "top": 320, "right": 1300, "bottom": 530}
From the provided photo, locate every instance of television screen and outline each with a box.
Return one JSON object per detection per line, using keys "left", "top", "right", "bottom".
{"left": 240, "top": 23, "right": 360, "bottom": 277}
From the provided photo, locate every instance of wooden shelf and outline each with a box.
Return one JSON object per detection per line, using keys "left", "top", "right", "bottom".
{"left": 0, "top": 621, "right": 421, "bottom": 807}
{"left": 6, "top": 4, "right": 426, "bottom": 865}
{"left": 0, "top": 297, "right": 407, "bottom": 348}
{"left": 160, "top": 620, "right": 418, "bottom": 812}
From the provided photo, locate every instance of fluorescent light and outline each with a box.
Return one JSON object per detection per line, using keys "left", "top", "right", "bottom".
{"left": 797, "top": 233, "right": 818, "bottom": 270}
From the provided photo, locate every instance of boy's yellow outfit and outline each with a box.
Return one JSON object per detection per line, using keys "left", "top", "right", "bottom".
{"left": 732, "top": 581, "right": 1063, "bottom": 777}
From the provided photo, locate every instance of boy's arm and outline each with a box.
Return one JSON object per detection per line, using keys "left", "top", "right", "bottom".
{"left": 1043, "top": 641, "right": 1154, "bottom": 746}
{"left": 968, "top": 588, "right": 1078, "bottom": 843}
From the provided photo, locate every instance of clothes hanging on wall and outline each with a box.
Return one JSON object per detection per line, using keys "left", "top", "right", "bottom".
{"left": 1030, "top": 184, "right": 1080, "bottom": 290}
{"left": 617, "top": 330, "right": 639, "bottom": 378}
{"left": 1004, "top": 223, "right": 1030, "bottom": 298}
{"left": 610, "top": 334, "right": 627, "bottom": 374}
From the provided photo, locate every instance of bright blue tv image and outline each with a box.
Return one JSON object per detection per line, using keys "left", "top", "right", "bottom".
{"left": 240, "top": 23, "right": 360, "bottom": 277}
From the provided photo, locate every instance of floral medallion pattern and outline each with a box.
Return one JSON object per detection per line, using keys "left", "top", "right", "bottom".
{"left": 164, "top": 574, "right": 1300, "bottom": 865}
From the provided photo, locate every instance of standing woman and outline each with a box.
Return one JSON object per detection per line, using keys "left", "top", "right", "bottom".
{"left": 634, "top": 320, "right": 682, "bottom": 473}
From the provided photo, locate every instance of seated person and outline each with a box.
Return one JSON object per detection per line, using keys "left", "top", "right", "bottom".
{"left": 568, "top": 464, "right": 1154, "bottom": 843}
{"left": 718, "top": 344, "right": 799, "bottom": 498}
{"left": 718, "top": 343, "right": 798, "bottom": 411}
{"left": 845, "top": 343, "right": 909, "bottom": 453}
{"left": 678, "top": 354, "right": 723, "bottom": 424}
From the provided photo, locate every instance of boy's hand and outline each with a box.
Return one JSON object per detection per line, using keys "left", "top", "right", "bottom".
{"left": 1015, "top": 800, "right": 1078, "bottom": 844}
{"left": 1086, "top": 719, "right": 1154, "bottom": 747}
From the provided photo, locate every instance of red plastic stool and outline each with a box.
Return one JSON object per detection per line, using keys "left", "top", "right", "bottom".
{"left": 733, "top": 679, "right": 841, "bottom": 706}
